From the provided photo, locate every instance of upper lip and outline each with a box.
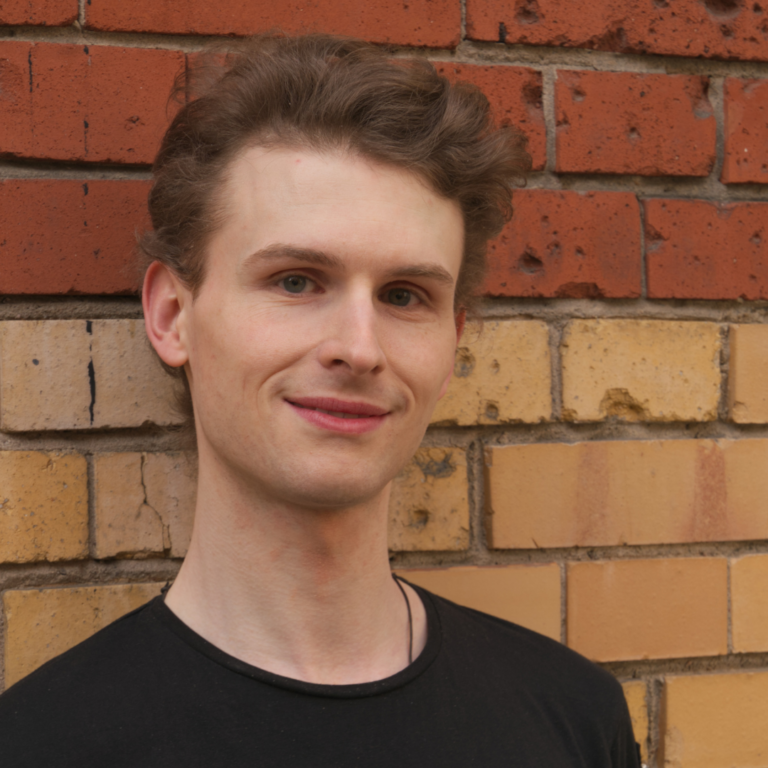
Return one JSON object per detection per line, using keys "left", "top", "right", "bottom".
{"left": 287, "top": 396, "right": 390, "bottom": 417}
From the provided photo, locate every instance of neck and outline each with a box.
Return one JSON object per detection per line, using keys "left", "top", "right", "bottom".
{"left": 165, "top": 453, "right": 426, "bottom": 685}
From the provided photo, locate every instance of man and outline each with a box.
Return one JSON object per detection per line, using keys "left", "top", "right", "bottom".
{"left": 0, "top": 34, "right": 639, "bottom": 766}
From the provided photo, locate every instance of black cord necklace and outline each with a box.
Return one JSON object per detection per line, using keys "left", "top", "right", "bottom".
{"left": 392, "top": 574, "right": 413, "bottom": 665}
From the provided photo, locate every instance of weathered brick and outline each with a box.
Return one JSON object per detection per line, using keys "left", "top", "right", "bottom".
{"left": 723, "top": 78, "right": 768, "bottom": 184}
{"left": 0, "top": 0, "right": 76, "bottom": 25}
{"left": 0, "top": 320, "right": 178, "bottom": 431}
{"left": 0, "top": 451, "right": 88, "bottom": 564}
{"left": 388, "top": 448, "right": 469, "bottom": 552}
{"left": 0, "top": 179, "right": 149, "bottom": 295}
{"left": 466, "top": 0, "right": 768, "bottom": 61}
{"left": 662, "top": 671, "right": 768, "bottom": 767}
{"left": 487, "top": 438, "right": 768, "bottom": 549}
{"left": 0, "top": 41, "right": 182, "bottom": 163}
{"left": 399, "top": 564, "right": 561, "bottom": 641}
{"left": 85, "top": 0, "right": 461, "bottom": 48}
{"left": 645, "top": 198, "right": 768, "bottom": 300}
{"left": 484, "top": 190, "right": 642, "bottom": 299}
{"left": 555, "top": 71, "right": 715, "bottom": 176}
{"left": 3, "top": 583, "right": 163, "bottom": 688}
{"left": 621, "top": 682, "right": 649, "bottom": 765}
{"left": 431, "top": 320, "right": 550, "bottom": 426}
{"left": 729, "top": 324, "right": 768, "bottom": 423}
{"left": 567, "top": 558, "right": 727, "bottom": 662}
{"left": 561, "top": 319, "right": 721, "bottom": 422}
{"left": 93, "top": 452, "right": 195, "bottom": 559}
{"left": 435, "top": 64, "right": 545, "bottom": 170}
{"left": 731, "top": 554, "right": 768, "bottom": 654}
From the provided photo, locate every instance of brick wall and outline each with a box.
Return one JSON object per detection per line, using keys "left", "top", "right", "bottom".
{"left": 2, "top": 3, "right": 768, "bottom": 764}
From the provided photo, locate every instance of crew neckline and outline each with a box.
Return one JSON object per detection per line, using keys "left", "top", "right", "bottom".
{"left": 149, "top": 581, "right": 443, "bottom": 699}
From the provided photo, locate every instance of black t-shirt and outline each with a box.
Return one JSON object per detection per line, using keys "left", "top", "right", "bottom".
{"left": 0, "top": 585, "right": 640, "bottom": 767}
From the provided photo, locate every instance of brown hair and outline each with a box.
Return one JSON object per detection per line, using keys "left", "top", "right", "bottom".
{"left": 140, "top": 33, "right": 530, "bottom": 433}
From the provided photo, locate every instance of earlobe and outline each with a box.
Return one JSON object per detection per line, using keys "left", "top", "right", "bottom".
{"left": 142, "top": 261, "right": 190, "bottom": 368}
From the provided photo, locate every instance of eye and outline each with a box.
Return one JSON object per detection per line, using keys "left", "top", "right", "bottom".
{"left": 280, "top": 275, "right": 312, "bottom": 294}
{"left": 385, "top": 288, "right": 416, "bottom": 307}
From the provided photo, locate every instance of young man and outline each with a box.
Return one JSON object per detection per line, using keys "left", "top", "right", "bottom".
{"left": 0, "top": 35, "right": 639, "bottom": 766}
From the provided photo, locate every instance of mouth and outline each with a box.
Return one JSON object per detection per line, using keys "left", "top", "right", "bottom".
{"left": 286, "top": 397, "right": 389, "bottom": 433}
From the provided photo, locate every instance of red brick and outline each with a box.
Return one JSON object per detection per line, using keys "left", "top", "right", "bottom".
{"left": 466, "top": 0, "right": 768, "bottom": 62}
{"left": 722, "top": 78, "right": 768, "bottom": 184}
{"left": 484, "top": 190, "right": 641, "bottom": 298}
{"left": 645, "top": 198, "right": 768, "bottom": 300}
{"left": 0, "top": 42, "right": 183, "bottom": 164}
{"left": 0, "top": 180, "right": 149, "bottom": 295}
{"left": 0, "top": 0, "right": 76, "bottom": 25}
{"left": 555, "top": 71, "right": 715, "bottom": 176}
{"left": 85, "top": 0, "right": 461, "bottom": 48}
{"left": 435, "top": 64, "right": 545, "bottom": 171}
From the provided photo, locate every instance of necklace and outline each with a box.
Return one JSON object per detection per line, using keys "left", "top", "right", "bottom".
{"left": 392, "top": 574, "right": 413, "bottom": 664}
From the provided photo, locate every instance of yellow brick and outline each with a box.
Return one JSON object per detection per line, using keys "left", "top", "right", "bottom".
{"left": 0, "top": 451, "right": 88, "bottom": 563}
{"left": 486, "top": 438, "right": 768, "bottom": 549}
{"left": 731, "top": 554, "right": 768, "bottom": 653}
{"left": 561, "top": 319, "right": 721, "bottom": 422}
{"left": 93, "top": 452, "right": 196, "bottom": 559}
{"left": 567, "top": 558, "right": 727, "bottom": 662}
{"left": 662, "top": 671, "right": 768, "bottom": 767}
{"left": 388, "top": 447, "right": 469, "bottom": 551}
{"left": 621, "top": 681, "right": 649, "bottom": 764}
{"left": 3, "top": 583, "right": 164, "bottom": 687}
{"left": 91, "top": 319, "right": 178, "bottom": 428}
{"left": 0, "top": 320, "right": 92, "bottom": 430}
{"left": 398, "top": 564, "right": 561, "bottom": 641}
{"left": 431, "top": 320, "right": 551, "bottom": 425}
{"left": 728, "top": 324, "right": 768, "bottom": 423}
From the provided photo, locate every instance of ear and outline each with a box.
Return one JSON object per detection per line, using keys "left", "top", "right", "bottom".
{"left": 142, "top": 261, "right": 190, "bottom": 368}
{"left": 437, "top": 309, "right": 468, "bottom": 400}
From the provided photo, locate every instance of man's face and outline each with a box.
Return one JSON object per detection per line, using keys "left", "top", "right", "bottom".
{"left": 177, "top": 146, "right": 464, "bottom": 509}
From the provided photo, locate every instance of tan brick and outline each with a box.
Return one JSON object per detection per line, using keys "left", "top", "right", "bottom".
{"left": 0, "top": 320, "right": 92, "bottom": 430}
{"left": 567, "top": 558, "right": 727, "bottom": 662}
{"left": 561, "top": 319, "right": 721, "bottom": 422}
{"left": 398, "top": 564, "right": 561, "bottom": 641}
{"left": 731, "top": 554, "right": 768, "bottom": 653}
{"left": 487, "top": 438, "right": 768, "bottom": 549}
{"left": 662, "top": 671, "right": 768, "bottom": 768}
{"left": 3, "top": 583, "right": 163, "bottom": 688}
{"left": 93, "top": 452, "right": 196, "bottom": 559}
{"left": 0, "top": 451, "right": 88, "bottom": 563}
{"left": 729, "top": 324, "right": 768, "bottom": 423}
{"left": 91, "top": 319, "right": 178, "bottom": 428}
{"left": 621, "top": 681, "right": 649, "bottom": 764}
{"left": 431, "top": 320, "right": 551, "bottom": 425}
{"left": 388, "top": 447, "right": 469, "bottom": 551}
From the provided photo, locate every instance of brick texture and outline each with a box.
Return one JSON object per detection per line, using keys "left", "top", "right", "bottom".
{"left": 621, "top": 682, "right": 649, "bottom": 764}
{"left": 729, "top": 324, "right": 768, "bottom": 423}
{"left": 561, "top": 319, "right": 722, "bottom": 422}
{"left": 85, "top": 0, "right": 461, "bottom": 48}
{"left": 662, "top": 672, "right": 768, "bottom": 767}
{"left": 567, "top": 558, "right": 728, "bottom": 661}
{"left": 431, "top": 320, "right": 551, "bottom": 426}
{"left": 0, "top": 180, "right": 149, "bottom": 295}
{"left": 388, "top": 448, "right": 469, "bottom": 551}
{"left": 435, "top": 64, "right": 546, "bottom": 170}
{"left": 645, "top": 198, "right": 768, "bottom": 300}
{"left": 466, "top": 0, "right": 768, "bottom": 61}
{"left": 0, "top": 42, "right": 182, "bottom": 163}
{"left": 3, "top": 583, "right": 163, "bottom": 688}
{"left": 486, "top": 438, "right": 768, "bottom": 549}
{"left": 731, "top": 554, "right": 768, "bottom": 654}
{"left": 722, "top": 78, "right": 768, "bottom": 184}
{"left": 0, "top": 0, "right": 76, "bottom": 25}
{"left": 555, "top": 71, "right": 715, "bottom": 176}
{"left": 399, "top": 565, "right": 561, "bottom": 641}
{"left": 0, "top": 451, "right": 88, "bottom": 564}
{"left": 93, "top": 452, "right": 195, "bottom": 559}
{"left": 484, "top": 190, "right": 642, "bottom": 299}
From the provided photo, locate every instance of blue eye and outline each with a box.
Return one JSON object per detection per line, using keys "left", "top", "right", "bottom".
{"left": 386, "top": 288, "right": 413, "bottom": 306}
{"left": 282, "top": 275, "right": 308, "bottom": 293}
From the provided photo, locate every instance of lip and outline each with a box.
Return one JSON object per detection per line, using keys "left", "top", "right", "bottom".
{"left": 286, "top": 396, "right": 390, "bottom": 434}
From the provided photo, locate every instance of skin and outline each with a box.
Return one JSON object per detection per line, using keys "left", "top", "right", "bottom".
{"left": 143, "top": 146, "right": 465, "bottom": 685}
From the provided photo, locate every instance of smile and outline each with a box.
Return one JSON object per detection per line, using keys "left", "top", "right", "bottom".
{"left": 286, "top": 397, "right": 389, "bottom": 434}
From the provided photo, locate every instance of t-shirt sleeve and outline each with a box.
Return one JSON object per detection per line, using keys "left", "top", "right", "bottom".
{"left": 610, "top": 712, "right": 643, "bottom": 768}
